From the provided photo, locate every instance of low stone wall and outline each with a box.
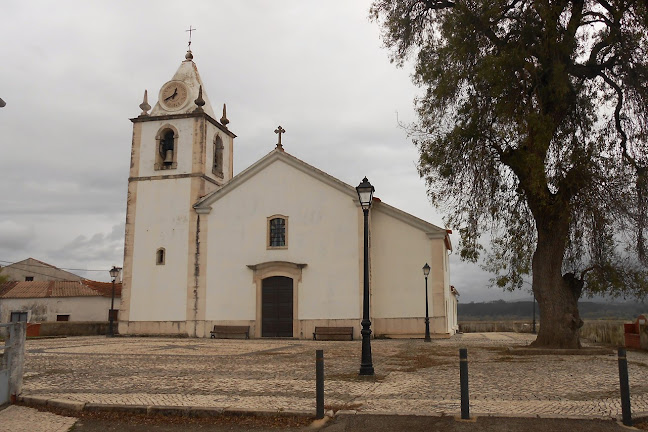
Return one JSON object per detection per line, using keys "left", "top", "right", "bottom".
{"left": 459, "top": 321, "right": 537, "bottom": 333}
{"left": 36, "top": 321, "right": 110, "bottom": 337}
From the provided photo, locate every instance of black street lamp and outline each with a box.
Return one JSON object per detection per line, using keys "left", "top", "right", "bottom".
{"left": 422, "top": 263, "right": 431, "bottom": 342}
{"left": 108, "top": 266, "right": 122, "bottom": 337}
{"left": 356, "top": 177, "right": 375, "bottom": 376}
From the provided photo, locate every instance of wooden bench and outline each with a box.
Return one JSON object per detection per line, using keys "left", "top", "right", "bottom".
{"left": 313, "top": 326, "right": 353, "bottom": 341}
{"left": 210, "top": 325, "right": 250, "bottom": 339}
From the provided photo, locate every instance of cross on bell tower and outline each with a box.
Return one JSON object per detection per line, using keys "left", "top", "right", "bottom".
{"left": 186, "top": 26, "right": 196, "bottom": 48}
{"left": 185, "top": 26, "right": 196, "bottom": 60}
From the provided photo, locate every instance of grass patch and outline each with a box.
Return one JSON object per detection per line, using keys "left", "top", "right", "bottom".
{"left": 327, "top": 372, "right": 388, "bottom": 382}
{"left": 386, "top": 351, "right": 453, "bottom": 372}
{"left": 629, "top": 360, "right": 648, "bottom": 369}
{"left": 579, "top": 320, "right": 626, "bottom": 346}
{"left": 484, "top": 347, "right": 512, "bottom": 355}
{"left": 495, "top": 355, "right": 536, "bottom": 363}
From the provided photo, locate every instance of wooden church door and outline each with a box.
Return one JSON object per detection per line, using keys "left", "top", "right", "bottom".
{"left": 261, "top": 276, "right": 293, "bottom": 337}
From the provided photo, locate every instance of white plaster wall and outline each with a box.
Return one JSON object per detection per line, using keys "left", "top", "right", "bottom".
{"left": 371, "top": 207, "right": 447, "bottom": 320}
{"left": 138, "top": 120, "right": 196, "bottom": 177}
{"left": 205, "top": 159, "right": 361, "bottom": 321}
{"left": 129, "top": 178, "right": 191, "bottom": 321}
{"left": 0, "top": 297, "right": 120, "bottom": 323}
{"left": 430, "top": 239, "right": 450, "bottom": 332}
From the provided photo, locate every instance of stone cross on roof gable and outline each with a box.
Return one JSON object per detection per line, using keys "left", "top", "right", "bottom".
{"left": 274, "top": 126, "right": 286, "bottom": 151}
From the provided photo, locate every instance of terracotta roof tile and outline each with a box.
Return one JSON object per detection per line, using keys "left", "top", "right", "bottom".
{"left": 83, "top": 280, "right": 122, "bottom": 297}
{"left": 2, "top": 281, "right": 51, "bottom": 298}
{"left": 0, "top": 280, "right": 122, "bottom": 299}
{"left": 51, "top": 281, "right": 98, "bottom": 297}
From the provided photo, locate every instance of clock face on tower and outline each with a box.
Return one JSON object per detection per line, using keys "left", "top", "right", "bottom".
{"left": 159, "top": 81, "right": 189, "bottom": 111}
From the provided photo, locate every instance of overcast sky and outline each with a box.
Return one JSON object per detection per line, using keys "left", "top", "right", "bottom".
{"left": 0, "top": 0, "right": 532, "bottom": 302}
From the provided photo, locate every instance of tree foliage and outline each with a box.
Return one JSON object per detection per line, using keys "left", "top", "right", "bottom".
{"left": 0, "top": 268, "right": 9, "bottom": 285}
{"left": 371, "top": 0, "right": 648, "bottom": 299}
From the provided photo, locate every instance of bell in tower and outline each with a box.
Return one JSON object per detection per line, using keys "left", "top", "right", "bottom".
{"left": 159, "top": 130, "right": 175, "bottom": 166}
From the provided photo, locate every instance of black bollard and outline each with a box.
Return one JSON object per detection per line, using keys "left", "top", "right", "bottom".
{"left": 618, "top": 347, "right": 633, "bottom": 426}
{"left": 316, "top": 349, "right": 324, "bottom": 419}
{"left": 459, "top": 348, "right": 470, "bottom": 420}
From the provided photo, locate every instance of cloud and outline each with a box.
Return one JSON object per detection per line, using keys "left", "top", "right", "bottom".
{"left": 47, "top": 222, "right": 125, "bottom": 281}
{"left": 1, "top": 0, "right": 499, "bottom": 297}
{"left": 0, "top": 220, "right": 35, "bottom": 255}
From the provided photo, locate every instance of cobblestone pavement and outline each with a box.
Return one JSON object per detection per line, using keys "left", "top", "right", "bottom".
{"left": 0, "top": 405, "right": 77, "bottom": 432}
{"left": 19, "top": 333, "right": 648, "bottom": 419}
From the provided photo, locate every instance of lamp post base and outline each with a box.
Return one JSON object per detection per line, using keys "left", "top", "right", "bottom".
{"left": 359, "top": 322, "right": 374, "bottom": 376}
{"left": 359, "top": 365, "right": 375, "bottom": 376}
{"left": 424, "top": 317, "right": 431, "bottom": 342}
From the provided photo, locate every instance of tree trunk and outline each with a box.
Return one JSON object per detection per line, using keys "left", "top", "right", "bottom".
{"left": 530, "top": 216, "right": 583, "bottom": 348}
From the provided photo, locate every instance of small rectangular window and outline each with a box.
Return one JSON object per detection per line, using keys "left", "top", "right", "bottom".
{"left": 25, "top": 276, "right": 34, "bottom": 281}
{"left": 56, "top": 314, "right": 70, "bottom": 322}
{"left": 268, "top": 216, "right": 287, "bottom": 248}
{"left": 156, "top": 248, "right": 166, "bottom": 265}
{"left": 10, "top": 312, "right": 28, "bottom": 323}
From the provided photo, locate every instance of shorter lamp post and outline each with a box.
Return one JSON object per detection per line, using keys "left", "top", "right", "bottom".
{"left": 423, "top": 263, "right": 431, "bottom": 342}
{"left": 108, "top": 266, "right": 122, "bottom": 337}
{"left": 357, "top": 177, "right": 375, "bottom": 376}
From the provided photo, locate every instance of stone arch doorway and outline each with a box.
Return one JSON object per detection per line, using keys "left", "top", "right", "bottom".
{"left": 247, "top": 261, "right": 306, "bottom": 338}
{"left": 261, "top": 276, "right": 293, "bottom": 337}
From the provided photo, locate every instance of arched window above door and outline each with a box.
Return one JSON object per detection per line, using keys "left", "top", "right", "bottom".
{"left": 267, "top": 215, "right": 288, "bottom": 249}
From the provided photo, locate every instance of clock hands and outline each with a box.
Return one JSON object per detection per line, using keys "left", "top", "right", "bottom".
{"left": 164, "top": 88, "right": 178, "bottom": 102}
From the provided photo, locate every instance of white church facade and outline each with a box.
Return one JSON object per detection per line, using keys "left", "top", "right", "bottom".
{"left": 118, "top": 50, "right": 458, "bottom": 339}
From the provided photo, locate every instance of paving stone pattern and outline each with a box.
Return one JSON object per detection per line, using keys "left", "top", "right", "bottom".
{"left": 20, "top": 333, "right": 648, "bottom": 419}
{"left": 0, "top": 405, "right": 77, "bottom": 432}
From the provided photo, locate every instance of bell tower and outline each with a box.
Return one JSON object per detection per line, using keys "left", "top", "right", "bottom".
{"left": 119, "top": 48, "right": 236, "bottom": 336}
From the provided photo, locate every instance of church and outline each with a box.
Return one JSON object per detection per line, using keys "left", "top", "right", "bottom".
{"left": 118, "top": 48, "right": 458, "bottom": 339}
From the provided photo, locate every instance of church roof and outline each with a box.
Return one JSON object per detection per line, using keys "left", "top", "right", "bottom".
{"left": 150, "top": 55, "right": 216, "bottom": 118}
{"left": 193, "top": 149, "right": 451, "bottom": 247}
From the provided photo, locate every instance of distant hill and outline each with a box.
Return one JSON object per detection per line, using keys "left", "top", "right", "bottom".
{"left": 458, "top": 300, "right": 647, "bottom": 321}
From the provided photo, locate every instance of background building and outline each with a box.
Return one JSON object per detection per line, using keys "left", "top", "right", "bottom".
{"left": 1, "top": 258, "right": 83, "bottom": 282}
{"left": 0, "top": 280, "right": 121, "bottom": 323}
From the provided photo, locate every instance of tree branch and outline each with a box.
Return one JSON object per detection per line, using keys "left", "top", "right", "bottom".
{"left": 580, "top": 264, "right": 602, "bottom": 281}
{"left": 598, "top": 72, "right": 635, "bottom": 168}
{"left": 423, "top": 0, "right": 455, "bottom": 9}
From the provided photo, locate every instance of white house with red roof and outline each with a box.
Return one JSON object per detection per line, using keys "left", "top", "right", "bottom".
{"left": 0, "top": 279, "right": 121, "bottom": 324}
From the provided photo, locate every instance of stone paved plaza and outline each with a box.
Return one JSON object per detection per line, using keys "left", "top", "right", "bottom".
{"left": 18, "top": 333, "right": 648, "bottom": 419}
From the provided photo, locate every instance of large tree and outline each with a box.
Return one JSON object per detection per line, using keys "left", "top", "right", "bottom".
{"left": 371, "top": 0, "right": 648, "bottom": 347}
